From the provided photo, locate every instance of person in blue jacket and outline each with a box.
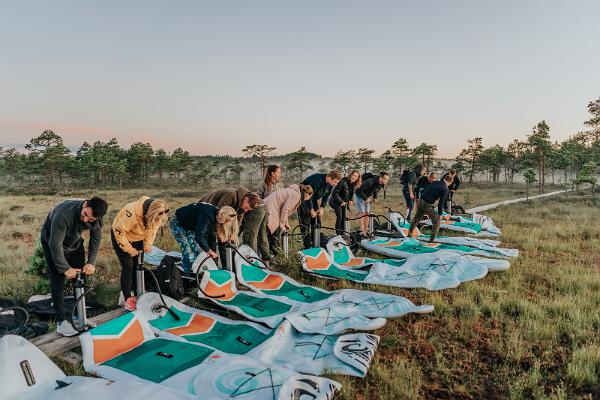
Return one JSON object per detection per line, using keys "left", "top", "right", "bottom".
{"left": 170, "top": 203, "right": 238, "bottom": 272}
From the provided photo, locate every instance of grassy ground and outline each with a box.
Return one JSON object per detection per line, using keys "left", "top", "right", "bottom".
{"left": 1, "top": 183, "right": 598, "bottom": 399}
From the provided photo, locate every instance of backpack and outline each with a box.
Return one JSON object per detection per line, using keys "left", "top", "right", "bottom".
{"left": 154, "top": 255, "right": 186, "bottom": 300}
{"left": 399, "top": 169, "right": 411, "bottom": 185}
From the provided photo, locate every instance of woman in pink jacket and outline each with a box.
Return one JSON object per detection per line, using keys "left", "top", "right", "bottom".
{"left": 264, "top": 184, "right": 313, "bottom": 253}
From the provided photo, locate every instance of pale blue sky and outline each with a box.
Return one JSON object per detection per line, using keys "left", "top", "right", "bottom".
{"left": 1, "top": 0, "right": 598, "bottom": 157}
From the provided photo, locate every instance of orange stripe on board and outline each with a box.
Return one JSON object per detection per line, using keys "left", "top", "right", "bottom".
{"left": 342, "top": 258, "right": 366, "bottom": 267}
{"left": 204, "top": 280, "right": 236, "bottom": 301}
{"left": 249, "top": 274, "right": 285, "bottom": 290}
{"left": 93, "top": 320, "right": 145, "bottom": 365}
{"left": 166, "top": 314, "right": 215, "bottom": 336}
{"left": 305, "top": 252, "right": 331, "bottom": 270}
{"left": 379, "top": 241, "right": 402, "bottom": 247}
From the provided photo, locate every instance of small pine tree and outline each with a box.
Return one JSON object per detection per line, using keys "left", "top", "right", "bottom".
{"left": 523, "top": 168, "right": 537, "bottom": 202}
{"left": 27, "top": 241, "right": 51, "bottom": 293}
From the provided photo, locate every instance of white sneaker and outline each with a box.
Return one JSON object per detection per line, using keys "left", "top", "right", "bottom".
{"left": 117, "top": 291, "right": 125, "bottom": 306}
{"left": 56, "top": 320, "right": 78, "bottom": 337}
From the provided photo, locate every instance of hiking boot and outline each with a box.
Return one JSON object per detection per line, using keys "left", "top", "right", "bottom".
{"left": 124, "top": 296, "right": 137, "bottom": 311}
{"left": 56, "top": 320, "right": 78, "bottom": 337}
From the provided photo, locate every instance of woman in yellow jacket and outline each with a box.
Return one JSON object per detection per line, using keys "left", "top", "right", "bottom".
{"left": 112, "top": 196, "right": 169, "bottom": 310}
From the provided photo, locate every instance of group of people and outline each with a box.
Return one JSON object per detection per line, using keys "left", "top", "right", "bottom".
{"left": 40, "top": 164, "right": 459, "bottom": 336}
{"left": 401, "top": 165, "right": 461, "bottom": 241}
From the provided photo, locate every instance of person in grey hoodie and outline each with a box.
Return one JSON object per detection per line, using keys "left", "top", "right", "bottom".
{"left": 40, "top": 197, "right": 108, "bottom": 336}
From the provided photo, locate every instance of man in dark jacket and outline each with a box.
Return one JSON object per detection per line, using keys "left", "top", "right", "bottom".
{"left": 299, "top": 170, "right": 342, "bottom": 248}
{"left": 355, "top": 172, "right": 390, "bottom": 234}
{"left": 407, "top": 174, "right": 451, "bottom": 242}
{"left": 401, "top": 165, "right": 424, "bottom": 222}
{"left": 440, "top": 169, "right": 461, "bottom": 213}
{"left": 40, "top": 197, "right": 108, "bottom": 337}
{"left": 415, "top": 172, "right": 437, "bottom": 201}
{"left": 199, "top": 187, "right": 260, "bottom": 218}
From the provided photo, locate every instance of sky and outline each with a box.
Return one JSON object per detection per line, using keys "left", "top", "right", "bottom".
{"left": 1, "top": 0, "right": 599, "bottom": 157}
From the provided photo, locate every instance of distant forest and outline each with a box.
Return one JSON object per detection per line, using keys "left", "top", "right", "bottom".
{"left": 1, "top": 97, "right": 598, "bottom": 194}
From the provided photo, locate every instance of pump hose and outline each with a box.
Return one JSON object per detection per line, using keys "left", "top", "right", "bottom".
{"left": 0, "top": 306, "right": 29, "bottom": 337}
{"left": 195, "top": 256, "right": 226, "bottom": 299}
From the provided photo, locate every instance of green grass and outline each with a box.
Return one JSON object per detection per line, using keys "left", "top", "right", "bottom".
{"left": 0, "top": 183, "right": 598, "bottom": 399}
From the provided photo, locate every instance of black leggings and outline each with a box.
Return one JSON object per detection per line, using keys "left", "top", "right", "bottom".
{"left": 111, "top": 231, "right": 143, "bottom": 298}
{"left": 297, "top": 205, "right": 314, "bottom": 249}
{"left": 41, "top": 239, "right": 85, "bottom": 322}
{"left": 330, "top": 203, "right": 347, "bottom": 235}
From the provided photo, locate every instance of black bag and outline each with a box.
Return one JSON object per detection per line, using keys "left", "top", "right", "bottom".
{"left": 27, "top": 296, "right": 106, "bottom": 319}
{"left": 1, "top": 298, "right": 49, "bottom": 339}
{"left": 399, "top": 169, "right": 410, "bottom": 185}
{"left": 154, "top": 255, "right": 185, "bottom": 300}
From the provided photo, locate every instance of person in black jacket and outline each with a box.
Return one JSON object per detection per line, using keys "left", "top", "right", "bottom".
{"left": 170, "top": 203, "right": 238, "bottom": 273}
{"left": 40, "top": 197, "right": 108, "bottom": 337}
{"left": 401, "top": 164, "right": 424, "bottom": 222}
{"left": 298, "top": 170, "right": 342, "bottom": 248}
{"left": 355, "top": 172, "right": 390, "bottom": 235}
{"left": 440, "top": 169, "right": 461, "bottom": 213}
{"left": 407, "top": 174, "right": 451, "bottom": 242}
{"left": 329, "top": 170, "right": 361, "bottom": 235}
{"left": 415, "top": 172, "right": 437, "bottom": 202}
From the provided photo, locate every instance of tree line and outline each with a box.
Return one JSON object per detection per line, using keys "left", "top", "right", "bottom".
{"left": 1, "top": 98, "right": 598, "bottom": 194}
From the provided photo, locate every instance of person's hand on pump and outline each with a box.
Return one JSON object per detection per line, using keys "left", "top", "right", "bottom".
{"left": 410, "top": 192, "right": 415, "bottom": 200}
{"left": 64, "top": 267, "right": 80, "bottom": 279}
{"left": 284, "top": 223, "right": 290, "bottom": 232}
{"left": 340, "top": 202, "right": 346, "bottom": 207}
{"left": 82, "top": 264, "right": 96, "bottom": 275}
{"left": 128, "top": 248, "right": 139, "bottom": 257}
{"left": 143, "top": 244, "right": 152, "bottom": 253}
{"left": 207, "top": 249, "right": 218, "bottom": 259}
{"left": 310, "top": 209, "right": 317, "bottom": 218}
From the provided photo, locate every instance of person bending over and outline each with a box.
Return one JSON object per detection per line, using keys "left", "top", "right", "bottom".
{"left": 112, "top": 196, "right": 169, "bottom": 311}
{"left": 40, "top": 196, "right": 108, "bottom": 336}
{"left": 440, "top": 169, "right": 461, "bottom": 213}
{"left": 329, "top": 170, "right": 361, "bottom": 235}
{"left": 354, "top": 172, "right": 390, "bottom": 235}
{"left": 264, "top": 184, "right": 313, "bottom": 254}
{"left": 407, "top": 174, "right": 452, "bottom": 242}
{"left": 401, "top": 164, "right": 424, "bottom": 222}
{"left": 171, "top": 203, "right": 238, "bottom": 272}
{"left": 298, "top": 170, "right": 341, "bottom": 248}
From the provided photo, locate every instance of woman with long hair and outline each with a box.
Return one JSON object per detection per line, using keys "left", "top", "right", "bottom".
{"left": 329, "top": 170, "right": 361, "bottom": 235}
{"left": 257, "top": 165, "right": 282, "bottom": 199}
{"left": 112, "top": 196, "right": 169, "bottom": 310}
{"left": 171, "top": 203, "right": 238, "bottom": 273}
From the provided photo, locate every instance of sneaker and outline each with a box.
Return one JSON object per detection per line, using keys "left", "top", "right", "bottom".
{"left": 117, "top": 291, "right": 125, "bottom": 306}
{"left": 124, "top": 296, "right": 137, "bottom": 311}
{"left": 56, "top": 320, "right": 78, "bottom": 337}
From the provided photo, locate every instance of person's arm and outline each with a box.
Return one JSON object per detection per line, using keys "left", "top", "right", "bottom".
{"left": 281, "top": 193, "right": 299, "bottom": 229}
{"left": 113, "top": 212, "right": 138, "bottom": 256}
{"left": 194, "top": 213, "right": 212, "bottom": 252}
{"left": 372, "top": 182, "right": 380, "bottom": 200}
{"left": 48, "top": 214, "right": 71, "bottom": 273}
{"left": 320, "top": 186, "right": 332, "bottom": 209}
{"left": 143, "top": 226, "right": 159, "bottom": 253}
{"left": 454, "top": 176, "right": 461, "bottom": 190}
{"left": 87, "top": 223, "right": 102, "bottom": 265}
